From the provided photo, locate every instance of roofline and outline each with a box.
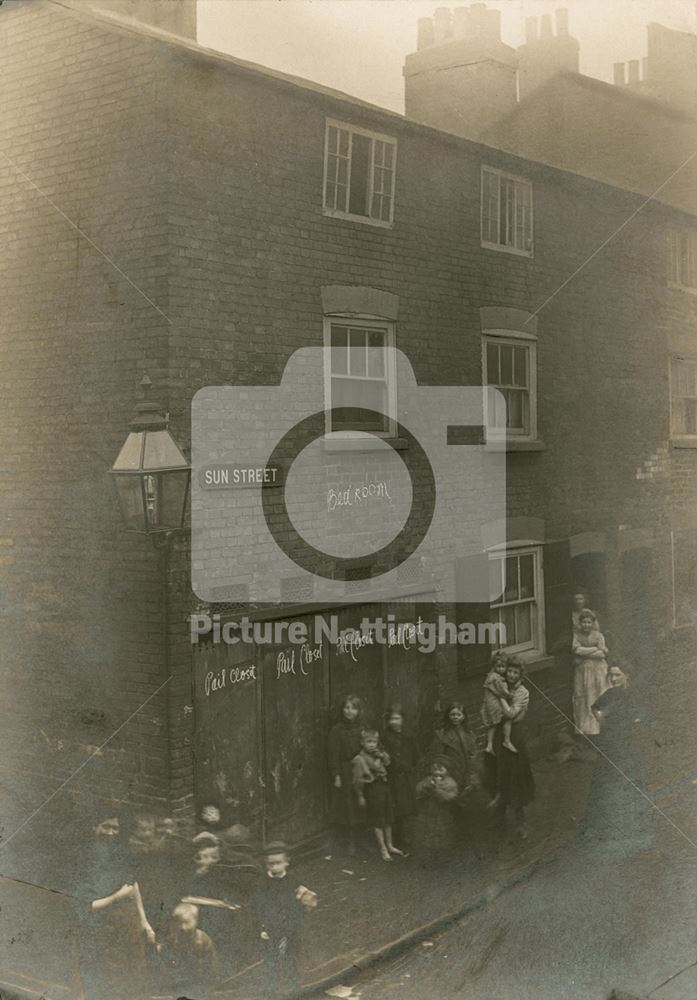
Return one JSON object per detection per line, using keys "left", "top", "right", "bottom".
{"left": 44, "top": 0, "right": 686, "bottom": 216}
{"left": 497, "top": 68, "right": 697, "bottom": 129}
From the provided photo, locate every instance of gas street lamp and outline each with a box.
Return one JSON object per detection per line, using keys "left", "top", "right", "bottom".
{"left": 111, "top": 376, "right": 190, "bottom": 545}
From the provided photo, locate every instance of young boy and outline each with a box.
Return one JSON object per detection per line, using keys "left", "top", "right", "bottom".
{"left": 158, "top": 902, "right": 221, "bottom": 998}
{"left": 252, "top": 841, "right": 317, "bottom": 999}
{"left": 352, "top": 728, "right": 404, "bottom": 861}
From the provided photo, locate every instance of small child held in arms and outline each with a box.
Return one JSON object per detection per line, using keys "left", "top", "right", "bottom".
{"left": 252, "top": 841, "right": 317, "bottom": 999}
{"left": 352, "top": 728, "right": 405, "bottom": 862}
{"left": 481, "top": 650, "right": 517, "bottom": 754}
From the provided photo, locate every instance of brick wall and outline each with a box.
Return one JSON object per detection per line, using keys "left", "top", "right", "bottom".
{"left": 0, "top": 0, "right": 694, "bottom": 855}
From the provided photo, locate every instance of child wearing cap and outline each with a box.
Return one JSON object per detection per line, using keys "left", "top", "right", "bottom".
{"left": 252, "top": 841, "right": 317, "bottom": 998}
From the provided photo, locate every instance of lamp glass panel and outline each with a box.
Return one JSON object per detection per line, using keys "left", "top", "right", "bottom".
{"left": 159, "top": 470, "right": 190, "bottom": 530}
{"left": 142, "top": 430, "right": 189, "bottom": 471}
{"left": 112, "top": 432, "right": 144, "bottom": 472}
{"left": 114, "top": 476, "right": 146, "bottom": 531}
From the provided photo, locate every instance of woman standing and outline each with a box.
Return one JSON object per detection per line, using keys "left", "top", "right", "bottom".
{"left": 327, "top": 694, "right": 364, "bottom": 855}
{"left": 571, "top": 591, "right": 598, "bottom": 634}
{"left": 482, "top": 657, "right": 536, "bottom": 838}
{"left": 572, "top": 610, "right": 609, "bottom": 735}
{"left": 590, "top": 663, "right": 654, "bottom": 850}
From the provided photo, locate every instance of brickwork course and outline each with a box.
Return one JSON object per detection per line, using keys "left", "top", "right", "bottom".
{"left": 0, "top": 0, "right": 695, "bottom": 869}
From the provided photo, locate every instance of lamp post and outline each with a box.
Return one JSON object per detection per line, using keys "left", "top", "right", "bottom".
{"left": 111, "top": 376, "right": 191, "bottom": 549}
{"left": 111, "top": 378, "right": 192, "bottom": 754}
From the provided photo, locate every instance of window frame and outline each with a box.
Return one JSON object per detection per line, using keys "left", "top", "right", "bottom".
{"left": 669, "top": 354, "right": 697, "bottom": 443}
{"left": 323, "top": 316, "right": 398, "bottom": 438}
{"left": 481, "top": 330, "right": 538, "bottom": 443}
{"left": 488, "top": 542, "right": 546, "bottom": 658}
{"left": 480, "top": 165, "right": 534, "bottom": 258}
{"left": 322, "top": 119, "right": 397, "bottom": 229}
{"left": 667, "top": 227, "right": 697, "bottom": 292}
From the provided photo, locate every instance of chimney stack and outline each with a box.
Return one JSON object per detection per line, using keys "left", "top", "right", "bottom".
{"left": 403, "top": 4, "right": 517, "bottom": 141}
{"left": 613, "top": 62, "right": 626, "bottom": 86}
{"left": 517, "top": 8, "right": 579, "bottom": 101}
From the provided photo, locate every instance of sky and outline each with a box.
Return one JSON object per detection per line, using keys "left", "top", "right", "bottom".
{"left": 197, "top": 0, "right": 697, "bottom": 113}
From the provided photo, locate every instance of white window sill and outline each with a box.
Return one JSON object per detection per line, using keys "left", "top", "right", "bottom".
{"left": 484, "top": 438, "right": 546, "bottom": 452}
{"left": 321, "top": 436, "right": 408, "bottom": 452}
{"left": 323, "top": 208, "right": 394, "bottom": 230}
{"left": 481, "top": 240, "right": 533, "bottom": 259}
{"left": 671, "top": 438, "right": 697, "bottom": 449}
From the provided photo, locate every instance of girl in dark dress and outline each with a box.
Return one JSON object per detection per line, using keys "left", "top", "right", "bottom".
{"left": 413, "top": 757, "right": 459, "bottom": 867}
{"left": 482, "top": 658, "right": 536, "bottom": 838}
{"left": 431, "top": 701, "right": 476, "bottom": 792}
{"left": 383, "top": 704, "right": 418, "bottom": 850}
{"left": 328, "top": 694, "right": 364, "bottom": 855}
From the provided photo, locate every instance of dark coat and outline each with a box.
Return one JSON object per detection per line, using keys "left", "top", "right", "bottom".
{"left": 328, "top": 719, "right": 364, "bottom": 827}
{"left": 431, "top": 724, "right": 475, "bottom": 789}
{"left": 383, "top": 730, "right": 418, "bottom": 820}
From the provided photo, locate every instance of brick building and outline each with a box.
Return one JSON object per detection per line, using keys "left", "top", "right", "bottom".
{"left": 0, "top": 0, "right": 694, "bottom": 856}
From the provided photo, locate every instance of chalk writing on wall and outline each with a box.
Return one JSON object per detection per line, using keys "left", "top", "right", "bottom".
{"left": 327, "top": 481, "right": 392, "bottom": 512}
{"left": 204, "top": 662, "right": 256, "bottom": 697}
{"left": 276, "top": 642, "right": 323, "bottom": 679}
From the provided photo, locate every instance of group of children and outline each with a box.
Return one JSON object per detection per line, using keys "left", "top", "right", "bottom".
{"left": 328, "top": 670, "right": 522, "bottom": 867}
{"left": 80, "top": 809, "right": 317, "bottom": 999}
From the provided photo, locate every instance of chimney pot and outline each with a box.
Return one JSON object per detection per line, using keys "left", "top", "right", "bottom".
{"left": 628, "top": 58, "right": 640, "bottom": 83}
{"left": 539, "top": 14, "right": 553, "bottom": 39}
{"left": 433, "top": 7, "right": 453, "bottom": 43}
{"left": 613, "top": 62, "right": 626, "bottom": 85}
{"left": 555, "top": 9, "right": 569, "bottom": 36}
{"left": 524, "top": 16, "right": 538, "bottom": 44}
{"left": 416, "top": 16, "right": 435, "bottom": 49}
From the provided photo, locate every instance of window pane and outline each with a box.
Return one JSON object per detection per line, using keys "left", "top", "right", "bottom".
{"left": 513, "top": 346, "right": 528, "bottom": 387}
{"left": 338, "top": 128, "right": 350, "bottom": 156}
{"left": 330, "top": 326, "right": 348, "bottom": 375}
{"left": 501, "top": 604, "right": 516, "bottom": 645}
{"left": 349, "top": 133, "right": 370, "bottom": 216}
{"left": 486, "top": 343, "right": 499, "bottom": 384}
{"left": 489, "top": 557, "right": 503, "bottom": 603}
{"left": 504, "top": 555, "right": 519, "bottom": 602}
{"left": 331, "top": 377, "right": 387, "bottom": 431}
{"left": 519, "top": 553, "right": 535, "bottom": 599}
{"left": 514, "top": 603, "right": 532, "bottom": 645}
{"left": 505, "top": 388, "right": 525, "bottom": 430}
{"left": 500, "top": 345, "right": 514, "bottom": 385}
{"left": 367, "top": 330, "right": 386, "bottom": 377}
{"left": 348, "top": 328, "right": 367, "bottom": 375}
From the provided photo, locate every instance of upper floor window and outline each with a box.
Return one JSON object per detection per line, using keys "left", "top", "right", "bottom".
{"left": 482, "top": 332, "right": 538, "bottom": 442}
{"left": 667, "top": 228, "right": 697, "bottom": 290}
{"left": 324, "top": 319, "right": 396, "bottom": 435}
{"left": 323, "top": 120, "right": 397, "bottom": 227}
{"left": 670, "top": 355, "right": 697, "bottom": 440}
{"left": 481, "top": 167, "right": 533, "bottom": 256}
{"left": 489, "top": 544, "right": 545, "bottom": 656}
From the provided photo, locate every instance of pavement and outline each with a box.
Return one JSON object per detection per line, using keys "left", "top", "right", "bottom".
{"left": 222, "top": 751, "right": 595, "bottom": 998}
{"left": 3, "top": 746, "right": 696, "bottom": 1000}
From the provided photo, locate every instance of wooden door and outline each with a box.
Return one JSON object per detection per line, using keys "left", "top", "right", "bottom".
{"left": 259, "top": 617, "right": 329, "bottom": 845}
{"left": 193, "top": 639, "right": 262, "bottom": 834}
